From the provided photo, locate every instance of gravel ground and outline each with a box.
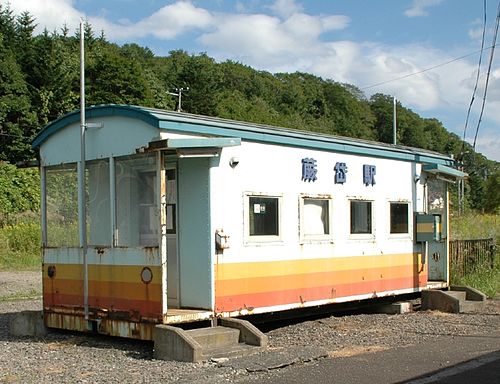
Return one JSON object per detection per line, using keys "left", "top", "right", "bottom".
{"left": 0, "top": 272, "right": 499, "bottom": 383}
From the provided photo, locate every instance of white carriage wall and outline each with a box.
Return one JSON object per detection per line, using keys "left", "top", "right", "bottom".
{"left": 211, "top": 141, "right": 419, "bottom": 264}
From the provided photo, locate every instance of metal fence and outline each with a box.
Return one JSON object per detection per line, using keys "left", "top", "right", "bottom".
{"left": 450, "top": 238, "right": 496, "bottom": 277}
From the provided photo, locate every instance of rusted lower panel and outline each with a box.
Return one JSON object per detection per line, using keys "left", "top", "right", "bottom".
{"left": 44, "top": 309, "right": 156, "bottom": 340}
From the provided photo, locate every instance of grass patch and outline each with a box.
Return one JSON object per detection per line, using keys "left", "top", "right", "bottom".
{"left": 449, "top": 213, "right": 499, "bottom": 298}
{"left": 450, "top": 213, "right": 499, "bottom": 240}
{"left": 451, "top": 257, "right": 500, "bottom": 298}
{"left": 0, "top": 218, "right": 41, "bottom": 271}
{"left": 0, "top": 288, "right": 41, "bottom": 302}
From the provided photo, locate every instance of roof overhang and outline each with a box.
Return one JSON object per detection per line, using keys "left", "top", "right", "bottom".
{"left": 423, "top": 163, "right": 467, "bottom": 182}
{"left": 143, "top": 137, "right": 241, "bottom": 158}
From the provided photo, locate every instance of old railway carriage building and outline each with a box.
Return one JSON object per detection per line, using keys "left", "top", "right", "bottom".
{"left": 32, "top": 105, "right": 466, "bottom": 339}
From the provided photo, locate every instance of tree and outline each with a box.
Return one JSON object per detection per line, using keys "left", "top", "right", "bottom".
{"left": 0, "top": 34, "right": 37, "bottom": 162}
{"left": 86, "top": 42, "right": 153, "bottom": 106}
{"left": 483, "top": 169, "right": 500, "bottom": 214}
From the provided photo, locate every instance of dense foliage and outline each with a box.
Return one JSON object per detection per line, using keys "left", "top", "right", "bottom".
{"left": 0, "top": 5, "right": 498, "bottom": 218}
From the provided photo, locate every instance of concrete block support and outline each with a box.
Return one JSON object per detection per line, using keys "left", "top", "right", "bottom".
{"left": 373, "top": 301, "right": 413, "bottom": 314}
{"left": 153, "top": 325, "right": 203, "bottom": 362}
{"left": 219, "top": 318, "right": 268, "bottom": 347}
{"left": 421, "top": 290, "right": 460, "bottom": 313}
{"left": 9, "top": 310, "right": 48, "bottom": 337}
{"left": 450, "top": 285, "right": 487, "bottom": 301}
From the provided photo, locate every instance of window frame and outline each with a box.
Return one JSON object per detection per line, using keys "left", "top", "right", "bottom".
{"left": 299, "top": 194, "right": 334, "bottom": 244}
{"left": 349, "top": 199, "right": 374, "bottom": 239}
{"left": 244, "top": 192, "right": 283, "bottom": 244}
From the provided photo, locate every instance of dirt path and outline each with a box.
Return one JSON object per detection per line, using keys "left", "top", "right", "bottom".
{"left": 0, "top": 270, "right": 42, "bottom": 300}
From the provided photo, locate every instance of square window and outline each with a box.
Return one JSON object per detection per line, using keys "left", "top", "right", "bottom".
{"left": 350, "top": 200, "right": 372, "bottom": 234}
{"left": 303, "top": 198, "right": 330, "bottom": 235}
{"left": 299, "top": 197, "right": 333, "bottom": 243}
{"left": 248, "top": 196, "right": 280, "bottom": 238}
{"left": 390, "top": 202, "right": 409, "bottom": 234}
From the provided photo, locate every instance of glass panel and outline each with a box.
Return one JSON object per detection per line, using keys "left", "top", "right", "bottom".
{"left": 46, "top": 164, "right": 79, "bottom": 246}
{"left": 115, "top": 154, "right": 158, "bottom": 246}
{"left": 249, "top": 196, "right": 279, "bottom": 236}
{"left": 427, "top": 178, "right": 446, "bottom": 214}
{"left": 390, "top": 202, "right": 409, "bottom": 234}
{"left": 87, "top": 159, "right": 111, "bottom": 245}
{"left": 350, "top": 201, "right": 372, "bottom": 234}
{"left": 303, "top": 198, "right": 329, "bottom": 235}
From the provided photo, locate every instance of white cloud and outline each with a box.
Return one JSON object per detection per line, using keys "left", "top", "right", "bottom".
{"left": 7, "top": 0, "right": 213, "bottom": 40}
{"left": 88, "top": 1, "right": 213, "bottom": 40}
{"left": 404, "top": 0, "right": 444, "bottom": 18}
{"left": 7, "top": 0, "right": 83, "bottom": 33}
{"left": 269, "top": 0, "right": 303, "bottom": 18}
{"left": 473, "top": 131, "right": 500, "bottom": 161}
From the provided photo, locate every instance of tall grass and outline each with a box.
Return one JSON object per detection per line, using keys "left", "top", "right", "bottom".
{"left": 450, "top": 213, "right": 499, "bottom": 240}
{"left": 449, "top": 213, "right": 499, "bottom": 298}
{"left": 0, "top": 217, "right": 41, "bottom": 270}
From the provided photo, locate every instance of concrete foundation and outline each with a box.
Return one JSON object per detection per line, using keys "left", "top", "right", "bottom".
{"left": 153, "top": 325, "right": 203, "bottom": 362}
{"left": 422, "top": 285, "right": 487, "bottom": 313}
{"left": 9, "top": 310, "right": 47, "bottom": 337}
{"left": 372, "top": 301, "right": 413, "bottom": 315}
{"left": 153, "top": 318, "right": 268, "bottom": 362}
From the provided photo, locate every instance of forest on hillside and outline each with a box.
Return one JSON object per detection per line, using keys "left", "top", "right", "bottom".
{"left": 0, "top": 5, "right": 498, "bottom": 217}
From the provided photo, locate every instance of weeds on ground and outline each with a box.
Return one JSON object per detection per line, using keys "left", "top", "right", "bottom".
{"left": 0, "top": 289, "right": 41, "bottom": 302}
{"left": 449, "top": 213, "right": 499, "bottom": 298}
{"left": 450, "top": 258, "right": 500, "bottom": 298}
{"left": 0, "top": 217, "right": 41, "bottom": 270}
{"left": 450, "top": 213, "right": 499, "bottom": 240}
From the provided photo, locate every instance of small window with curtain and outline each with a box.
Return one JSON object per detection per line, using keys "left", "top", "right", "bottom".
{"left": 350, "top": 200, "right": 372, "bottom": 234}
{"left": 390, "top": 202, "right": 409, "bottom": 234}
{"left": 300, "top": 195, "right": 333, "bottom": 243}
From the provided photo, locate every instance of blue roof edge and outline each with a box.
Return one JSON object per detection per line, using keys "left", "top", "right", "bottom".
{"left": 32, "top": 104, "right": 457, "bottom": 167}
{"left": 31, "top": 104, "right": 160, "bottom": 148}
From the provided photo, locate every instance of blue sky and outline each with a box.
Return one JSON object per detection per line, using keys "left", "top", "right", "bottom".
{"left": 8, "top": 0, "right": 500, "bottom": 161}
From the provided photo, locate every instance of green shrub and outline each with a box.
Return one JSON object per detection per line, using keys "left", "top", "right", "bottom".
{"left": 450, "top": 213, "right": 499, "bottom": 240}
{"left": 451, "top": 257, "right": 500, "bottom": 298}
{"left": 0, "top": 218, "right": 41, "bottom": 270}
{"left": 0, "top": 162, "right": 40, "bottom": 225}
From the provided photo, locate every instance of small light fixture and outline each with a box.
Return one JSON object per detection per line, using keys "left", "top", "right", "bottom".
{"left": 229, "top": 156, "right": 239, "bottom": 168}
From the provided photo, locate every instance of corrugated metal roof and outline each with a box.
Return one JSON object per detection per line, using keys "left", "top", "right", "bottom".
{"left": 32, "top": 104, "right": 457, "bottom": 166}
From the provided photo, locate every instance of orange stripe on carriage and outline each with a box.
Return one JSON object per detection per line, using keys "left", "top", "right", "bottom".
{"left": 215, "top": 264, "right": 423, "bottom": 297}
{"left": 215, "top": 276, "right": 426, "bottom": 312}
{"left": 43, "top": 278, "right": 162, "bottom": 302}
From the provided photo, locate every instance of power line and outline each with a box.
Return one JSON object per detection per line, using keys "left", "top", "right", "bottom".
{"left": 462, "top": 0, "right": 487, "bottom": 153}
{"left": 473, "top": 0, "right": 500, "bottom": 150}
{"left": 360, "top": 44, "right": 498, "bottom": 91}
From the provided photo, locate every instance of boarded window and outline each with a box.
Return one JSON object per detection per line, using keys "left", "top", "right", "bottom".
{"left": 350, "top": 200, "right": 372, "bottom": 234}
{"left": 390, "top": 202, "right": 409, "bottom": 234}
{"left": 303, "top": 198, "right": 330, "bottom": 236}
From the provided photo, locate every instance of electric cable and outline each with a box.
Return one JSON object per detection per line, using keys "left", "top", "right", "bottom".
{"left": 473, "top": 0, "right": 500, "bottom": 150}
{"left": 360, "top": 43, "right": 498, "bottom": 91}
{"left": 461, "top": 0, "right": 487, "bottom": 156}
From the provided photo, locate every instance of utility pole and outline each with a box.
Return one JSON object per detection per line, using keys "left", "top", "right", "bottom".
{"left": 78, "top": 18, "right": 89, "bottom": 320}
{"left": 168, "top": 87, "right": 189, "bottom": 112}
{"left": 393, "top": 96, "right": 397, "bottom": 145}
